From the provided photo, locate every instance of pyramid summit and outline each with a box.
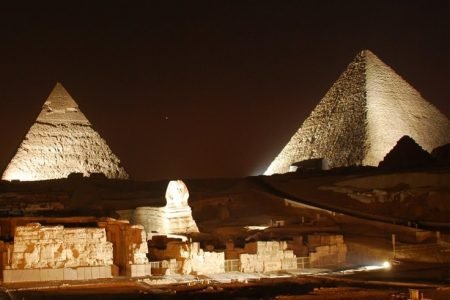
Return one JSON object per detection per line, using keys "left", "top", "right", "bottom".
{"left": 265, "top": 50, "right": 450, "bottom": 175}
{"left": 36, "top": 82, "right": 91, "bottom": 125}
{"left": 2, "top": 83, "right": 129, "bottom": 181}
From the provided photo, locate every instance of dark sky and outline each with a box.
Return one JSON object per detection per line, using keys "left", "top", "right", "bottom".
{"left": 0, "top": 0, "right": 448, "bottom": 181}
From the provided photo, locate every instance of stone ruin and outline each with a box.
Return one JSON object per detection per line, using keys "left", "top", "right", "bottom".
{"left": 98, "top": 218, "right": 151, "bottom": 277}
{"left": 234, "top": 241, "right": 297, "bottom": 273}
{"left": 2, "top": 82, "right": 129, "bottom": 181}
{"left": 265, "top": 50, "right": 450, "bottom": 175}
{"left": 306, "top": 234, "right": 347, "bottom": 268}
{"left": 225, "top": 234, "right": 347, "bottom": 272}
{"left": 3, "top": 223, "right": 114, "bottom": 282}
{"left": 149, "top": 241, "right": 224, "bottom": 275}
{"left": 120, "top": 180, "right": 199, "bottom": 237}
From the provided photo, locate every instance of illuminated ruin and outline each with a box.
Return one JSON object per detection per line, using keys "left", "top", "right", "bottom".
{"left": 2, "top": 83, "right": 129, "bottom": 181}
{"left": 3, "top": 223, "right": 114, "bottom": 282}
{"left": 265, "top": 50, "right": 450, "bottom": 175}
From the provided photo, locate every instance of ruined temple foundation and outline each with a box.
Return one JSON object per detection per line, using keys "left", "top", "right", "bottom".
{"left": 149, "top": 241, "right": 225, "bottom": 275}
{"left": 3, "top": 223, "right": 114, "bottom": 282}
{"left": 232, "top": 241, "right": 297, "bottom": 273}
{"left": 98, "top": 218, "right": 151, "bottom": 277}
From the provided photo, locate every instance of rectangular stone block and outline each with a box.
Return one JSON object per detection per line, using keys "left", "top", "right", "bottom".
{"left": 105, "top": 265, "right": 113, "bottom": 277}
{"left": 92, "top": 266, "right": 100, "bottom": 279}
{"left": 77, "top": 267, "right": 85, "bottom": 280}
{"left": 84, "top": 267, "right": 92, "bottom": 280}
{"left": 64, "top": 268, "right": 78, "bottom": 280}
{"left": 3, "top": 269, "right": 41, "bottom": 283}
{"left": 98, "top": 265, "right": 106, "bottom": 278}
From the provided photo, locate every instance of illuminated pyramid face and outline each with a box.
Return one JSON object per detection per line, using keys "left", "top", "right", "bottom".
{"left": 2, "top": 83, "right": 129, "bottom": 181}
{"left": 265, "top": 50, "right": 450, "bottom": 175}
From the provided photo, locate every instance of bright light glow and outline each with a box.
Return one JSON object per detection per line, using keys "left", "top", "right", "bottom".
{"left": 338, "top": 261, "right": 392, "bottom": 274}
{"left": 245, "top": 226, "right": 269, "bottom": 231}
{"left": 2, "top": 169, "right": 33, "bottom": 181}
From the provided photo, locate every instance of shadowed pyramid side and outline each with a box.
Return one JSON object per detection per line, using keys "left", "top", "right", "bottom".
{"left": 2, "top": 83, "right": 129, "bottom": 181}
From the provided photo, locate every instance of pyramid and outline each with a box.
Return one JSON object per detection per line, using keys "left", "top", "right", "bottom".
{"left": 2, "top": 83, "right": 129, "bottom": 181}
{"left": 378, "top": 135, "right": 435, "bottom": 170}
{"left": 265, "top": 50, "right": 450, "bottom": 175}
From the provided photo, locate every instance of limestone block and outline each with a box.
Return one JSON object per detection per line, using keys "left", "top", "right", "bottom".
{"left": 98, "top": 265, "right": 106, "bottom": 278}
{"left": 63, "top": 268, "right": 78, "bottom": 280}
{"left": 105, "top": 265, "right": 113, "bottom": 277}
{"left": 281, "top": 258, "right": 297, "bottom": 270}
{"left": 3, "top": 269, "right": 41, "bottom": 283}
{"left": 264, "top": 261, "right": 282, "bottom": 273}
{"left": 91, "top": 266, "right": 99, "bottom": 279}
{"left": 77, "top": 267, "right": 85, "bottom": 280}
{"left": 127, "top": 264, "right": 152, "bottom": 277}
{"left": 84, "top": 267, "right": 92, "bottom": 280}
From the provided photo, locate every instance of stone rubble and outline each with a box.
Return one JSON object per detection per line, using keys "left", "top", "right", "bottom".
{"left": 238, "top": 241, "right": 297, "bottom": 273}
{"left": 149, "top": 241, "right": 225, "bottom": 275}
{"left": 98, "top": 218, "right": 151, "bottom": 277}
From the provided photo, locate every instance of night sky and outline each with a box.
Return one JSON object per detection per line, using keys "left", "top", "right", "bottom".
{"left": 0, "top": 1, "right": 448, "bottom": 181}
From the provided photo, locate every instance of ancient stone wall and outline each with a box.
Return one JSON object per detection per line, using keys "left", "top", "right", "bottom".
{"left": 239, "top": 241, "right": 297, "bottom": 273}
{"left": 98, "top": 218, "right": 150, "bottom": 277}
{"left": 8, "top": 223, "right": 113, "bottom": 269}
{"left": 306, "top": 234, "right": 347, "bottom": 267}
{"left": 149, "top": 241, "right": 224, "bottom": 275}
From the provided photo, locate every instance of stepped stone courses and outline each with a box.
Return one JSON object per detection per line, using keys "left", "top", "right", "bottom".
{"left": 307, "top": 234, "right": 347, "bottom": 267}
{"left": 2, "top": 83, "right": 128, "bottom": 181}
{"left": 265, "top": 50, "right": 450, "bottom": 175}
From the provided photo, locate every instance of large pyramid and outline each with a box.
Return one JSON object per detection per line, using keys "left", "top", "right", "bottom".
{"left": 265, "top": 50, "right": 450, "bottom": 175}
{"left": 2, "top": 83, "right": 129, "bottom": 181}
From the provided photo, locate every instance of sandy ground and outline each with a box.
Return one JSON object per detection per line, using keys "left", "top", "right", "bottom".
{"left": 2, "top": 269, "right": 450, "bottom": 300}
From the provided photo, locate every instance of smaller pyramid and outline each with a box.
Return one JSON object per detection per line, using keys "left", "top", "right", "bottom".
{"left": 378, "top": 136, "right": 435, "bottom": 169}
{"left": 2, "top": 83, "right": 129, "bottom": 181}
{"left": 431, "top": 143, "right": 450, "bottom": 165}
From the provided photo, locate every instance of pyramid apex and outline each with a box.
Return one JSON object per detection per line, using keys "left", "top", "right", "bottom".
{"left": 36, "top": 82, "right": 90, "bottom": 124}
{"left": 352, "top": 49, "right": 379, "bottom": 62}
